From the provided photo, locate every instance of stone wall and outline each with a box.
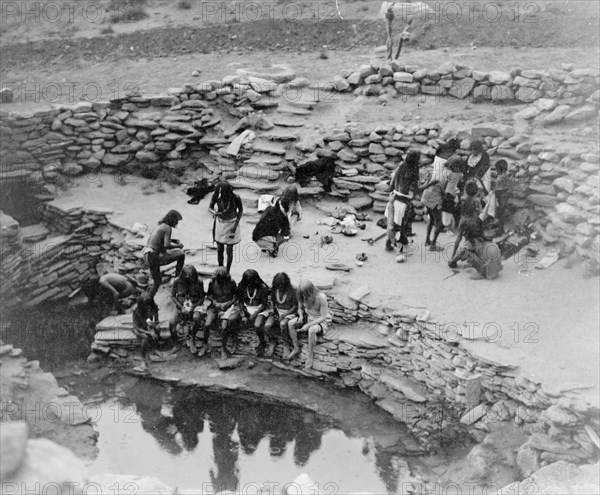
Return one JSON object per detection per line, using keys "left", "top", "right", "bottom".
{"left": 0, "top": 205, "right": 147, "bottom": 312}
{"left": 331, "top": 60, "right": 599, "bottom": 119}
{"left": 1, "top": 64, "right": 598, "bottom": 265}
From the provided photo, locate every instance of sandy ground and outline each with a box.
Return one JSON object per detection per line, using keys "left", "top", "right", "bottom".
{"left": 49, "top": 176, "right": 600, "bottom": 407}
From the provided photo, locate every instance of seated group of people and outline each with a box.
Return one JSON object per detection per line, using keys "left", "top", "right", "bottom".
{"left": 133, "top": 265, "right": 331, "bottom": 370}
{"left": 384, "top": 140, "right": 507, "bottom": 279}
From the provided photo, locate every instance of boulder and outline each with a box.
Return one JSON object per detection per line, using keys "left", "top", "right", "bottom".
{"left": 542, "top": 105, "right": 571, "bottom": 125}
{"left": 535, "top": 98, "right": 558, "bottom": 111}
{"left": 515, "top": 87, "right": 543, "bottom": 103}
{"left": 236, "top": 65, "right": 295, "bottom": 84}
{"left": 516, "top": 443, "right": 541, "bottom": 478}
{"left": 448, "top": 78, "right": 476, "bottom": 99}
{"left": 556, "top": 203, "right": 585, "bottom": 223}
{"left": 332, "top": 75, "right": 350, "bottom": 92}
{"left": 0, "top": 422, "right": 28, "bottom": 479}
{"left": 488, "top": 71, "right": 511, "bottom": 85}
{"left": 395, "top": 82, "right": 420, "bottom": 95}
{"left": 393, "top": 72, "right": 414, "bottom": 83}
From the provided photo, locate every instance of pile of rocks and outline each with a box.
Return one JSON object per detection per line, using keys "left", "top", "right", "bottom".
{"left": 331, "top": 60, "right": 599, "bottom": 118}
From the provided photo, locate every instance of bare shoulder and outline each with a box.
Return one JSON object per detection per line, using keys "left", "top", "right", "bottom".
{"left": 317, "top": 291, "right": 328, "bottom": 307}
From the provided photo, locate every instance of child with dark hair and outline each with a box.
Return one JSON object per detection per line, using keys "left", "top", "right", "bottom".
{"left": 480, "top": 159, "right": 510, "bottom": 232}
{"left": 204, "top": 267, "right": 241, "bottom": 359}
{"left": 143, "top": 210, "right": 185, "bottom": 298}
{"left": 169, "top": 265, "right": 207, "bottom": 355}
{"left": 265, "top": 272, "right": 298, "bottom": 359}
{"left": 465, "top": 140, "right": 490, "bottom": 182}
{"left": 448, "top": 217, "right": 502, "bottom": 279}
{"left": 238, "top": 270, "right": 274, "bottom": 356}
{"left": 449, "top": 180, "right": 483, "bottom": 262}
{"left": 209, "top": 180, "right": 243, "bottom": 273}
{"left": 132, "top": 292, "right": 160, "bottom": 357}
{"left": 252, "top": 200, "right": 290, "bottom": 258}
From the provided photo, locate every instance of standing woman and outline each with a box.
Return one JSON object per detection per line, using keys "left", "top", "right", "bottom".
{"left": 209, "top": 180, "right": 243, "bottom": 273}
{"left": 143, "top": 210, "right": 185, "bottom": 298}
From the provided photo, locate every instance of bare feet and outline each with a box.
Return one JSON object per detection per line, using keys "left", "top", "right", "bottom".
{"left": 304, "top": 357, "right": 314, "bottom": 370}
{"left": 266, "top": 342, "right": 276, "bottom": 357}
{"left": 285, "top": 347, "right": 300, "bottom": 360}
{"left": 282, "top": 344, "right": 290, "bottom": 358}
{"left": 197, "top": 344, "right": 207, "bottom": 358}
{"left": 221, "top": 348, "right": 230, "bottom": 360}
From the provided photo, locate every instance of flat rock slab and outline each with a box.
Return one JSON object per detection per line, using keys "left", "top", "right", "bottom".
{"left": 244, "top": 154, "right": 283, "bottom": 167}
{"left": 20, "top": 224, "right": 50, "bottom": 243}
{"left": 230, "top": 177, "right": 283, "bottom": 191}
{"left": 272, "top": 117, "right": 306, "bottom": 127}
{"left": 260, "top": 128, "right": 299, "bottom": 141}
{"left": 236, "top": 65, "right": 296, "bottom": 84}
{"left": 297, "top": 185, "right": 325, "bottom": 197}
{"left": 252, "top": 139, "right": 287, "bottom": 155}
{"left": 276, "top": 105, "right": 312, "bottom": 116}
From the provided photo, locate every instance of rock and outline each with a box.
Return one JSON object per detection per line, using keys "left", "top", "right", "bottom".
{"left": 216, "top": 356, "right": 245, "bottom": 370}
{"left": 460, "top": 403, "right": 489, "bottom": 424}
{"left": 349, "top": 285, "right": 370, "bottom": 302}
{"left": 347, "top": 195, "right": 373, "bottom": 210}
{"left": 379, "top": 372, "right": 427, "bottom": 403}
{"left": 338, "top": 148, "right": 359, "bottom": 163}
{"left": 135, "top": 150, "right": 159, "bottom": 162}
{"left": 566, "top": 105, "right": 598, "bottom": 122}
{"left": 491, "top": 85, "right": 514, "bottom": 102}
{"left": 515, "top": 87, "right": 543, "bottom": 103}
{"left": 102, "top": 153, "right": 130, "bottom": 167}
{"left": 535, "top": 98, "right": 558, "bottom": 111}
{"left": 516, "top": 443, "right": 541, "bottom": 478}
{"left": 236, "top": 65, "right": 295, "bottom": 84}
{"left": 465, "top": 444, "right": 498, "bottom": 479}
{"left": 553, "top": 177, "right": 575, "bottom": 193}
{"left": 5, "top": 438, "right": 87, "bottom": 487}
{"left": 514, "top": 107, "right": 540, "bottom": 120}
{"left": 542, "top": 105, "right": 571, "bottom": 125}
{"left": 556, "top": 203, "right": 585, "bottom": 223}
{"left": 393, "top": 72, "right": 414, "bottom": 83}
{"left": 543, "top": 405, "right": 579, "bottom": 426}
{"left": 488, "top": 71, "right": 511, "bottom": 85}
{"left": 395, "top": 82, "right": 420, "bottom": 95}
{"left": 471, "top": 85, "right": 492, "bottom": 102}
{"left": 332, "top": 75, "right": 350, "bottom": 91}
{"left": 62, "top": 163, "right": 83, "bottom": 176}
{"left": 448, "top": 78, "right": 476, "bottom": 99}
{"left": 0, "top": 422, "right": 28, "bottom": 479}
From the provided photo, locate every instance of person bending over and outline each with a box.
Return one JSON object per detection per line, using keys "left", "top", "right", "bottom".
{"left": 238, "top": 269, "right": 274, "bottom": 356}
{"left": 252, "top": 200, "right": 290, "bottom": 258}
{"left": 143, "top": 210, "right": 185, "bottom": 298}
{"left": 204, "top": 267, "right": 241, "bottom": 359}
{"left": 288, "top": 279, "right": 332, "bottom": 369}
{"left": 209, "top": 180, "right": 243, "bottom": 273}
{"left": 84, "top": 273, "right": 138, "bottom": 314}
{"left": 266, "top": 272, "right": 298, "bottom": 360}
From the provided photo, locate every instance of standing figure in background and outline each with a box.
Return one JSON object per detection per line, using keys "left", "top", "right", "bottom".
{"left": 209, "top": 181, "right": 243, "bottom": 273}
{"left": 143, "top": 210, "right": 185, "bottom": 298}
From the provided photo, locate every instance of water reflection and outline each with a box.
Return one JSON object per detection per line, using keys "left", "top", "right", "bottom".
{"left": 113, "top": 379, "right": 405, "bottom": 493}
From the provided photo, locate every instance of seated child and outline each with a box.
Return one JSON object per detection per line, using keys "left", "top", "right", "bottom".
{"left": 169, "top": 265, "right": 207, "bottom": 355}
{"left": 448, "top": 217, "right": 502, "bottom": 279}
{"left": 132, "top": 292, "right": 160, "bottom": 357}
{"left": 288, "top": 279, "right": 332, "bottom": 369}
{"left": 238, "top": 269, "right": 274, "bottom": 356}
{"left": 265, "top": 272, "right": 298, "bottom": 360}
{"left": 204, "top": 267, "right": 241, "bottom": 360}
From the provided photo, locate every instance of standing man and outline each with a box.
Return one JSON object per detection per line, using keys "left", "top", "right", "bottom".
{"left": 143, "top": 210, "right": 185, "bottom": 298}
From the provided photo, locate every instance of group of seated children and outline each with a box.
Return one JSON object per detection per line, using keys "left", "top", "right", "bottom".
{"left": 133, "top": 265, "right": 330, "bottom": 370}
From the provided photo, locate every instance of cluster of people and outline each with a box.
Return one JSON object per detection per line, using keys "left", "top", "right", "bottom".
{"left": 133, "top": 265, "right": 331, "bottom": 370}
{"left": 384, "top": 140, "right": 506, "bottom": 279}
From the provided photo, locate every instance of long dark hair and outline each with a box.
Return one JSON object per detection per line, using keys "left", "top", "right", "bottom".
{"left": 272, "top": 272, "right": 292, "bottom": 293}
{"left": 176, "top": 264, "right": 199, "bottom": 286}
{"left": 212, "top": 180, "right": 235, "bottom": 210}
{"left": 135, "top": 291, "right": 158, "bottom": 320}
{"left": 160, "top": 210, "right": 182, "bottom": 227}
{"left": 238, "top": 269, "right": 268, "bottom": 299}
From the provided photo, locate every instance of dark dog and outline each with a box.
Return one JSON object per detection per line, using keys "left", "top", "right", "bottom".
{"left": 186, "top": 178, "right": 215, "bottom": 205}
{"left": 294, "top": 156, "right": 337, "bottom": 192}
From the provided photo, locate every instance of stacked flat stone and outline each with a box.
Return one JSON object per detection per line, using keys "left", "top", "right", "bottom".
{"left": 0, "top": 212, "right": 23, "bottom": 309}
{"left": 333, "top": 61, "right": 599, "bottom": 120}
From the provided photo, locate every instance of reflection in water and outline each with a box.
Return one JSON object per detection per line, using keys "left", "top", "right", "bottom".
{"left": 103, "top": 379, "right": 405, "bottom": 493}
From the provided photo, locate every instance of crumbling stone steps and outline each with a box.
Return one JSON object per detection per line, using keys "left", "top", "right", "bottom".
{"left": 229, "top": 177, "right": 284, "bottom": 192}
{"left": 243, "top": 154, "right": 283, "bottom": 167}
